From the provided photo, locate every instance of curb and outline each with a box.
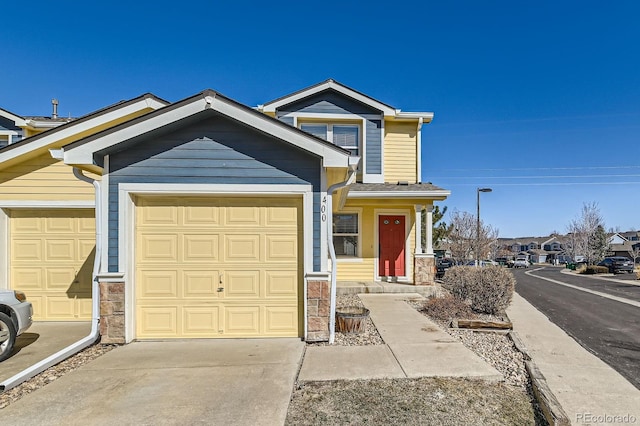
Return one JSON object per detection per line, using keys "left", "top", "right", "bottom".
{"left": 508, "top": 331, "right": 570, "bottom": 426}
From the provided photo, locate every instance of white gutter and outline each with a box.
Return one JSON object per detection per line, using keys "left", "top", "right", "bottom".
{"left": 326, "top": 164, "right": 358, "bottom": 344}
{"left": 416, "top": 117, "right": 423, "bottom": 183}
{"left": 0, "top": 160, "right": 102, "bottom": 391}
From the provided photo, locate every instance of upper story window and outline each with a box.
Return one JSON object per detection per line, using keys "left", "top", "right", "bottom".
{"left": 300, "top": 123, "right": 360, "bottom": 156}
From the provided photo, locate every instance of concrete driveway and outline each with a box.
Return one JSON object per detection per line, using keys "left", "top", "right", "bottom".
{"left": 0, "top": 322, "right": 91, "bottom": 383}
{"left": 0, "top": 339, "right": 304, "bottom": 425}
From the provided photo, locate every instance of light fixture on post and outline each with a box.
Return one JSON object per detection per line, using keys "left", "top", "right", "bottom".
{"left": 476, "top": 187, "right": 492, "bottom": 266}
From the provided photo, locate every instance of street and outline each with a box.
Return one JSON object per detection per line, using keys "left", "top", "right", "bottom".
{"left": 512, "top": 266, "right": 640, "bottom": 390}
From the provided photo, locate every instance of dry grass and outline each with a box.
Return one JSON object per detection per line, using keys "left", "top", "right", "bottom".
{"left": 286, "top": 377, "right": 537, "bottom": 425}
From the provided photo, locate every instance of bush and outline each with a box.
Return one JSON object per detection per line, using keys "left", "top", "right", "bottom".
{"left": 420, "top": 295, "right": 477, "bottom": 323}
{"left": 581, "top": 265, "right": 609, "bottom": 275}
{"left": 442, "top": 266, "right": 515, "bottom": 315}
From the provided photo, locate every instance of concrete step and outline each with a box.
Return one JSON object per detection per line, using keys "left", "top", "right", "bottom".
{"left": 337, "top": 281, "right": 438, "bottom": 297}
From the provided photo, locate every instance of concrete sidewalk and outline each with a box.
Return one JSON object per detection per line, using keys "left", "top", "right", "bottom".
{"left": 299, "top": 293, "right": 502, "bottom": 381}
{"left": 507, "top": 293, "right": 640, "bottom": 425}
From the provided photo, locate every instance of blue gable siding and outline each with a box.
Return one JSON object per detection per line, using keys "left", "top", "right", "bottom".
{"left": 276, "top": 90, "right": 383, "bottom": 176}
{"left": 107, "top": 112, "right": 322, "bottom": 272}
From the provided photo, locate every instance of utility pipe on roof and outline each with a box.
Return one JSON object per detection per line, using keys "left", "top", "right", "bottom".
{"left": 0, "top": 162, "right": 102, "bottom": 391}
{"left": 326, "top": 164, "right": 358, "bottom": 344}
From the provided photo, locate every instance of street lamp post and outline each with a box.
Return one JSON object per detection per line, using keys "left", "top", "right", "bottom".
{"left": 476, "top": 187, "right": 492, "bottom": 266}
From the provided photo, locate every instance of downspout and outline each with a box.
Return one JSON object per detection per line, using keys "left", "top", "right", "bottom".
{"left": 0, "top": 158, "right": 102, "bottom": 391}
{"left": 327, "top": 163, "right": 358, "bottom": 344}
{"left": 416, "top": 117, "right": 423, "bottom": 183}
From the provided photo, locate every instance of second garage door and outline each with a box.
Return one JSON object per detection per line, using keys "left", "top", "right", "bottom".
{"left": 135, "top": 196, "right": 302, "bottom": 339}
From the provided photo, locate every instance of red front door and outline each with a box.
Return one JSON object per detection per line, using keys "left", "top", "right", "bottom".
{"left": 379, "top": 215, "right": 406, "bottom": 277}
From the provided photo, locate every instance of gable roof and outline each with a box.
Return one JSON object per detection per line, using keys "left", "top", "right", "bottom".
{"left": 61, "top": 89, "right": 359, "bottom": 169}
{"left": 0, "top": 94, "right": 169, "bottom": 169}
{"left": 258, "top": 79, "right": 434, "bottom": 122}
{"left": 0, "top": 108, "right": 27, "bottom": 127}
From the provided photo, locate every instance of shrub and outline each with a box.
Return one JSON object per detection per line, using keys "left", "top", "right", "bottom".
{"left": 442, "top": 266, "right": 516, "bottom": 315}
{"left": 420, "top": 295, "right": 477, "bottom": 323}
{"left": 581, "top": 265, "right": 609, "bottom": 275}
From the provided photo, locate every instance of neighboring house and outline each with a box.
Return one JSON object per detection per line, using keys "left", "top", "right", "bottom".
{"left": 498, "top": 235, "right": 568, "bottom": 263}
{"left": 0, "top": 100, "right": 73, "bottom": 147}
{"left": 51, "top": 80, "right": 449, "bottom": 344}
{"left": 607, "top": 232, "right": 640, "bottom": 259}
{"left": 0, "top": 95, "right": 168, "bottom": 321}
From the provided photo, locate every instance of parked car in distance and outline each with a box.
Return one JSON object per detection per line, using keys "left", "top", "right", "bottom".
{"left": 436, "top": 258, "right": 456, "bottom": 278}
{"left": 513, "top": 257, "right": 529, "bottom": 268}
{"left": 597, "top": 257, "right": 635, "bottom": 274}
{"left": 0, "top": 290, "right": 33, "bottom": 362}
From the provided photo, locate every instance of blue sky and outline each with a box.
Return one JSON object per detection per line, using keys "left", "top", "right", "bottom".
{"left": 2, "top": 1, "right": 638, "bottom": 237}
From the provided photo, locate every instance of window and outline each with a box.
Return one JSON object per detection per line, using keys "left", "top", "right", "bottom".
{"left": 300, "top": 123, "right": 360, "bottom": 156}
{"left": 333, "top": 213, "right": 359, "bottom": 257}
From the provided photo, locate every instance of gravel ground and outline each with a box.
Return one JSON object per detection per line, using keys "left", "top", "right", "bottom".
{"left": 287, "top": 294, "right": 547, "bottom": 425}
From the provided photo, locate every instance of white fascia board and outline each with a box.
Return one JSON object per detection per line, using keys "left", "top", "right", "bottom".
{"left": 24, "top": 120, "right": 65, "bottom": 129}
{"left": 347, "top": 190, "right": 451, "bottom": 199}
{"left": 0, "top": 109, "right": 26, "bottom": 126}
{"left": 394, "top": 112, "right": 434, "bottom": 123}
{"left": 262, "top": 81, "right": 396, "bottom": 116}
{"left": 0, "top": 98, "right": 166, "bottom": 167}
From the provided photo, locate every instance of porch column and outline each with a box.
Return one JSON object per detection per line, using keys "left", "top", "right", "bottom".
{"left": 414, "top": 204, "right": 423, "bottom": 254}
{"left": 425, "top": 205, "right": 434, "bottom": 255}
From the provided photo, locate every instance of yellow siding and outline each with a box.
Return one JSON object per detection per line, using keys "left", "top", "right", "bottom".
{"left": 0, "top": 154, "right": 99, "bottom": 201}
{"left": 384, "top": 121, "right": 417, "bottom": 183}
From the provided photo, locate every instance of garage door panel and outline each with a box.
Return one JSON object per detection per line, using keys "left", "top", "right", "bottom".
{"left": 265, "top": 207, "right": 298, "bottom": 227}
{"left": 139, "top": 307, "right": 178, "bottom": 336}
{"left": 138, "top": 270, "right": 178, "bottom": 297}
{"left": 224, "top": 206, "right": 260, "bottom": 226}
{"left": 46, "top": 240, "right": 75, "bottom": 261}
{"left": 139, "top": 235, "right": 178, "bottom": 261}
{"left": 183, "top": 235, "right": 218, "bottom": 262}
{"left": 265, "top": 271, "right": 298, "bottom": 297}
{"left": 224, "top": 306, "right": 260, "bottom": 335}
{"left": 46, "top": 217, "right": 76, "bottom": 233}
{"left": 264, "top": 306, "right": 298, "bottom": 335}
{"left": 184, "top": 204, "right": 219, "bottom": 225}
{"left": 12, "top": 268, "right": 43, "bottom": 290}
{"left": 183, "top": 307, "right": 221, "bottom": 335}
{"left": 46, "top": 268, "right": 78, "bottom": 290}
{"left": 140, "top": 203, "right": 178, "bottom": 225}
{"left": 265, "top": 235, "right": 297, "bottom": 262}
{"left": 46, "top": 297, "right": 78, "bottom": 320}
{"left": 12, "top": 240, "right": 43, "bottom": 261}
{"left": 224, "top": 235, "right": 260, "bottom": 262}
{"left": 183, "top": 270, "right": 220, "bottom": 297}
{"left": 9, "top": 209, "right": 95, "bottom": 321}
{"left": 223, "top": 270, "right": 260, "bottom": 298}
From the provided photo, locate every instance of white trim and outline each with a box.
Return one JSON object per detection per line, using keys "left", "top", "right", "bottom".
{"left": 416, "top": 118, "right": 423, "bottom": 183}
{"left": 118, "top": 183, "right": 313, "bottom": 343}
{"left": 348, "top": 190, "right": 451, "bottom": 199}
{"left": 101, "top": 156, "right": 110, "bottom": 274}
{"left": 333, "top": 207, "right": 363, "bottom": 260}
{"left": 63, "top": 94, "right": 354, "bottom": 168}
{"left": 374, "top": 209, "right": 411, "bottom": 282}
{"left": 320, "top": 170, "right": 328, "bottom": 271}
{"left": 0, "top": 97, "right": 167, "bottom": 167}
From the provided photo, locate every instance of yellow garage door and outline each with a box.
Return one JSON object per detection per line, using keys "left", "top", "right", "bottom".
{"left": 10, "top": 209, "right": 95, "bottom": 321}
{"left": 135, "top": 196, "right": 302, "bottom": 339}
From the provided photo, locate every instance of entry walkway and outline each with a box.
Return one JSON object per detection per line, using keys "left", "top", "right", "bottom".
{"left": 298, "top": 293, "right": 502, "bottom": 381}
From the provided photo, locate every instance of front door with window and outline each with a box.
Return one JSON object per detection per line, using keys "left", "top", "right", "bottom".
{"left": 378, "top": 215, "right": 405, "bottom": 277}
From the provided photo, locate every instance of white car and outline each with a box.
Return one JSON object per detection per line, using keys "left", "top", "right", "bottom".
{"left": 0, "top": 290, "right": 33, "bottom": 362}
{"left": 513, "top": 258, "right": 529, "bottom": 268}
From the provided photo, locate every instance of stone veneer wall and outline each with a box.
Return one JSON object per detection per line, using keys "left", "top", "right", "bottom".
{"left": 414, "top": 255, "right": 436, "bottom": 285}
{"left": 306, "top": 279, "right": 330, "bottom": 342}
{"left": 99, "top": 281, "right": 125, "bottom": 344}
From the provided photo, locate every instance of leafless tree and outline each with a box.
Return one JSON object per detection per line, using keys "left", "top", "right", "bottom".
{"left": 448, "top": 210, "right": 498, "bottom": 263}
{"left": 566, "top": 202, "right": 605, "bottom": 264}
{"left": 629, "top": 245, "right": 640, "bottom": 265}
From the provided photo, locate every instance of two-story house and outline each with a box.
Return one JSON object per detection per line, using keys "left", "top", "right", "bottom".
{"left": 3, "top": 80, "right": 448, "bottom": 344}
